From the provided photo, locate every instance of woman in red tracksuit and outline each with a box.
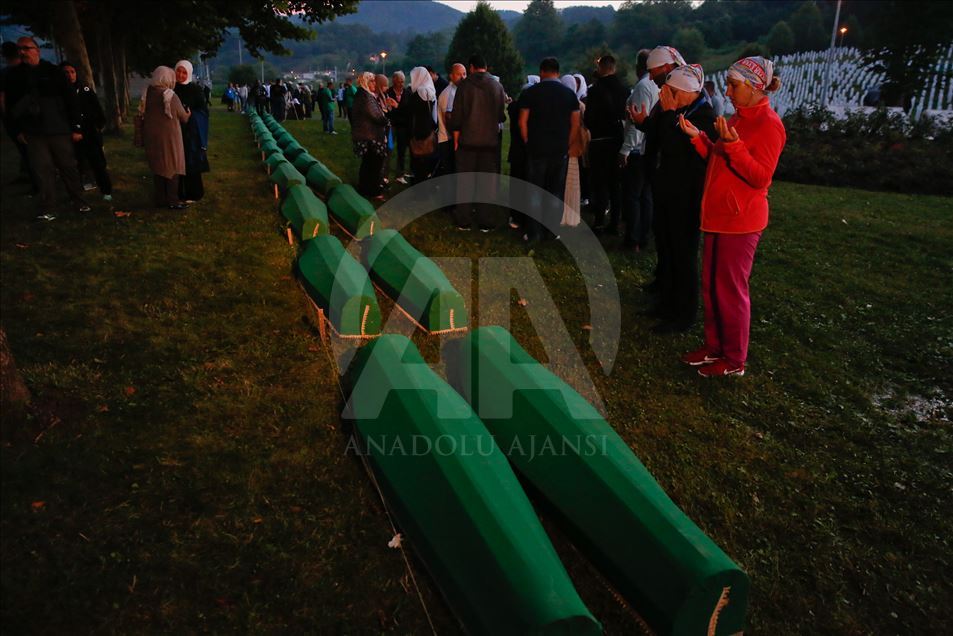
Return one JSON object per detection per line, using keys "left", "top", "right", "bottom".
{"left": 675, "top": 56, "right": 786, "bottom": 377}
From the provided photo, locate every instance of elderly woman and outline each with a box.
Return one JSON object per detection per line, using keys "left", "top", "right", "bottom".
{"left": 141, "top": 66, "right": 190, "bottom": 209}
{"left": 677, "top": 57, "right": 786, "bottom": 377}
{"left": 350, "top": 72, "right": 392, "bottom": 200}
{"left": 405, "top": 67, "right": 439, "bottom": 184}
{"left": 560, "top": 74, "right": 588, "bottom": 227}
{"left": 632, "top": 64, "right": 716, "bottom": 333}
{"left": 174, "top": 60, "right": 209, "bottom": 202}
{"left": 386, "top": 70, "right": 411, "bottom": 183}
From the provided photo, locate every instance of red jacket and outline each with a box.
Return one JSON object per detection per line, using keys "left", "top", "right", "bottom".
{"left": 691, "top": 98, "right": 786, "bottom": 234}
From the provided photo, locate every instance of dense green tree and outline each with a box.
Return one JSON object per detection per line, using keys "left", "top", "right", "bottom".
{"left": 405, "top": 32, "right": 449, "bottom": 71}
{"left": 228, "top": 64, "right": 259, "bottom": 86}
{"left": 672, "top": 26, "right": 706, "bottom": 63}
{"left": 513, "top": 0, "right": 564, "bottom": 65}
{"left": 789, "top": 2, "right": 828, "bottom": 52}
{"left": 767, "top": 20, "right": 796, "bottom": 56}
{"left": 445, "top": 1, "right": 523, "bottom": 95}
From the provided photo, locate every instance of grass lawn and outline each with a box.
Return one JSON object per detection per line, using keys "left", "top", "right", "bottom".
{"left": 2, "top": 106, "right": 951, "bottom": 634}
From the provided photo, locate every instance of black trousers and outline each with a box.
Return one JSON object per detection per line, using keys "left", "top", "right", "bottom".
{"left": 656, "top": 200, "right": 700, "bottom": 327}
{"left": 621, "top": 153, "right": 652, "bottom": 247}
{"left": 588, "top": 138, "right": 622, "bottom": 230}
{"left": 359, "top": 152, "right": 385, "bottom": 197}
{"left": 179, "top": 173, "right": 204, "bottom": 201}
{"left": 75, "top": 134, "right": 112, "bottom": 195}
{"left": 25, "top": 133, "right": 85, "bottom": 211}
{"left": 153, "top": 174, "right": 181, "bottom": 206}
{"left": 525, "top": 154, "right": 568, "bottom": 242}
{"left": 453, "top": 147, "right": 500, "bottom": 228}
{"left": 394, "top": 127, "right": 410, "bottom": 174}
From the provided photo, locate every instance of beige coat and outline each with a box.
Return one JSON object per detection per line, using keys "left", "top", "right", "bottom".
{"left": 143, "top": 86, "right": 189, "bottom": 178}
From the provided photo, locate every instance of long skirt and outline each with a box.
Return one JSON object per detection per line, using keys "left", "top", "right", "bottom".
{"left": 561, "top": 157, "right": 581, "bottom": 227}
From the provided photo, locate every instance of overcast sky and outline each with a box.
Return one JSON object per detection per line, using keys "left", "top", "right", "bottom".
{"left": 435, "top": 1, "right": 627, "bottom": 12}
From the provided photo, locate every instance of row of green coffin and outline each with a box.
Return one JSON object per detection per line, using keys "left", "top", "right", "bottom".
{"left": 347, "top": 328, "right": 748, "bottom": 635}
{"left": 362, "top": 229, "right": 467, "bottom": 332}
{"left": 346, "top": 334, "right": 601, "bottom": 634}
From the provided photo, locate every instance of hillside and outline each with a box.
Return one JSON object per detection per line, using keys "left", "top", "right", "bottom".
{"left": 335, "top": 0, "right": 464, "bottom": 33}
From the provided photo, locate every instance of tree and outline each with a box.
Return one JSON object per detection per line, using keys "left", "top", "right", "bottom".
{"left": 49, "top": 0, "right": 95, "bottom": 90}
{"left": 671, "top": 26, "right": 705, "bottom": 63}
{"left": 228, "top": 64, "right": 259, "bottom": 86}
{"left": 0, "top": 327, "right": 30, "bottom": 417}
{"left": 561, "top": 19, "right": 607, "bottom": 64}
{"left": 405, "top": 31, "right": 449, "bottom": 71}
{"left": 445, "top": 2, "right": 524, "bottom": 95}
{"left": 789, "top": 1, "right": 827, "bottom": 51}
{"left": 513, "top": 0, "right": 564, "bottom": 66}
{"left": 767, "top": 20, "right": 795, "bottom": 56}
{"left": 573, "top": 45, "right": 630, "bottom": 88}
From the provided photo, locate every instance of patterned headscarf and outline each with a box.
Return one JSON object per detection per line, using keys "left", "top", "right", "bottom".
{"left": 647, "top": 46, "right": 686, "bottom": 70}
{"left": 728, "top": 56, "right": 776, "bottom": 92}
{"left": 665, "top": 64, "right": 705, "bottom": 93}
{"left": 356, "top": 71, "right": 375, "bottom": 94}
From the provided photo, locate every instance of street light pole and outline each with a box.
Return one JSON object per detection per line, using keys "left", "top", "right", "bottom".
{"left": 820, "top": 0, "right": 843, "bottom": 108}
{"left": 838, "top": 27, "right": 848, "bottom": 48}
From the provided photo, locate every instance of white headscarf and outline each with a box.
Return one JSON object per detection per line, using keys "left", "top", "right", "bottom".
{"left": 141, "top": 65, "right": 177, "bottom": 118}
{"left": 666, "top": 64, "right": 704, "bottom": 93}
{"left": 410, "top": 66, "right": 436, "bottom": 101}
{"left": 175, "top": 60, "right": 193, "bottom": 85}
{"left": 573, "top": 73, "right": 587, "bottom": 100}
{"left": 524, "top": 74, "right": 540, "bottom": 90}
{"left": 560, "top": 74, "right": 577, "bottom": 93}
{"left": 356, "top": 71, "right": 375, "bottom": 94}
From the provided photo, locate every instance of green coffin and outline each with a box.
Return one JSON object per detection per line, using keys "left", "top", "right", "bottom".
{"left": 362, "top": 229, "right": 467, "bottom": 333}
{"left": 260, "top": 141, "right": 282, "bottom": 159}
{"left": 327, "top": 184, "right": 380, "bottom": 239}
{"left": 283, "top": 141, "right": 307, "bottom": 161}
{"left": 264, "top": 153, "right": 290, "bottom": 173}
{"left": 292, "top": 152, "right": 321, "bottom": 174}
{"left": 344, "top": 335, "right": 601, "bottom": 634}
{"left": 275, "top": 132, "right": 296, "bottom": 149}
{"left": 269, "top": 163, "right": 306, "bottom": 193}
{"left": 262, "top": 113, "right": 277, "bottom": 127}
{"left": 445, "top": 326, "right": 750, "bottom": 636}
{"left": 297, "top": 236, "right": 381, "bottom": 337}
{"left": 305, "top": 161, "right": 343, "bottom": 197}
{"left": 281, "top": 184, "right": 330, "bottom": 241}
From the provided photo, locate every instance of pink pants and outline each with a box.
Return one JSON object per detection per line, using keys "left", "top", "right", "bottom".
{"left": 703, "top": 232, "right": 762, "bottom": 366}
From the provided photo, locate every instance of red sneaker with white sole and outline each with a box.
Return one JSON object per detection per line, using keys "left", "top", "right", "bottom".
{"left": 698, "top": 359, "right": 745, "bottom": 377}
{"left": 680, "top": 347, "right": 720, "bottom": 366}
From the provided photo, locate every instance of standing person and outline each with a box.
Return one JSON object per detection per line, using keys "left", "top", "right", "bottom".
{"left": 705, "top": 80, "right": 725, "bottom": 117}
{"left": 406, "top": 66, "right": 439, "bottom": 184}
{"left": 506, "top": 75, "right": 539, "bottom": 231}
{"left": 448, "top": 54, "right": 507, "bottom": 232}
{"left": 270, "top": 78, "right": 287, "bottom": 121}
{"left": 336, "top": 83, "right": 345, "bottom": 117}
{"left": 0, "top": 40, "right": 36, "bottom": 192}
{"left": 343, "top": 78, "right": 357, "bottom": 121}
{"left": 238, "top": 83, "right": 249, "bottom": 113}
{"left": 60, "top": 61, "right": 112, "bottom": 201}
{"left": 317, "top": 81, "right": 336, "bottom": 134}
{"left": 174, "top": 60, "right": 209, "bottom": 203}
{"left": 428, "top": 65, "right": 449, "bottom": 97}
{"left": 350, "top": 72, "right": 392, "bottom": 200}
{"left": 584, "top": 55, "right": 629, "bottom": 236}
{"left": 203, "top": 81, "right": 211, "bottom": 108}
{"left": 4, "top": 36, "right": 89, "bottom": 220}
{"left": 631, "top": 64, "right": 716, "bottom": 332}
{"left": 678, "top": 57, "right": 785, "bottom": 377}
{"left": 375, "top": 73, "right": 394, "bottom": 187}
{"left": 140, "top": 66, "right": 191, "bottom": 209}
{"left": 255, "top": 81, "right": 269, "bottom": 114}
{"left": 386, "top": 71, "right": 411, "bottom": 184}
{"left": 632, "top": 45, "right": 687, "bottom": 293}
{"left": 560, "top": 73, "right": 588, "bottom": 228}
{"left": 436, "top": 62, "right": 466, "bottom": 177}
{"left": 518, "top": 58, "right": 580, "bottom": 244}
{"left": 618, "top": 49, "right": 659, "bottom": 252}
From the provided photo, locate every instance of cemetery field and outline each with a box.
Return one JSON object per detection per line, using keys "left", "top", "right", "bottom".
{"left": 1, "top": 107, "right": 951, "bottom": 634}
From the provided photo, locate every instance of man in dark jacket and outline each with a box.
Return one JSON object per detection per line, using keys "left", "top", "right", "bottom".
{"left": 0, "top": 40, "right": 36, "bottom": 191}
{"left": 447, "top": 54, "right": 507, "bottom": 231}
{"left": 4, "top": 37, "right": 89, "bottom": 219}
{"left": 270, "top": 78, "right": 287, "bottom": 121}
{"left": 583, "top": 55, "right": 629, "bottom": 235}
{"left": 61, "top": 61, "right": 112, "bottom": 201}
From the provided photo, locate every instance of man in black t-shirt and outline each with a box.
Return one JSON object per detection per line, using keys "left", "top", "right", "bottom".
{"left": 518, "top": 57, "right": 579, "bottom": 244}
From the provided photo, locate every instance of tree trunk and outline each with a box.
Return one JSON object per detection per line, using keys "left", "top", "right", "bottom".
{"left": 115, "top": 36, "right": 130, "bottom": 123}
{"left": 49, "top": 0, "right": 96, "bottom": 91}
{"left": 0, "top": 327, "right": 31, "bottom": 412}
{"left": 100, "top": 26, "right": 122, "bottom": 133}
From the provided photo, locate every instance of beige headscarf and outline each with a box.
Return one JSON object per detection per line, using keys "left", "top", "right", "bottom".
{"left": 140, "top": 66, "right": 177, "bottom": 118}
{"left": 356, "top": 72, "right": 375, "bottom": 94}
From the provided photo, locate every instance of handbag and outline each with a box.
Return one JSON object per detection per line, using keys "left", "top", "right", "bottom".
{"left": 409, "top": 98, "right": 437, "bottom": 157}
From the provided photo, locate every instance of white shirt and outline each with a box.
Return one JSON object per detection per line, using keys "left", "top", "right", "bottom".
{"left": 437, "top": 84, "right": 457, "bottom": 144}
{"left": 620, "top": 74, "right": 660, "bottom": 156}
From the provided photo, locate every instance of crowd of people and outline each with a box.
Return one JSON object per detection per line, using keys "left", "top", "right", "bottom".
{"left": 344, "top": 45, "right": 785, "bottom": 378}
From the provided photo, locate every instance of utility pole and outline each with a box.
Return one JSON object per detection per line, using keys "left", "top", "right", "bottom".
{"left": 820, "top": 0, "right": 843, "bottom": 108}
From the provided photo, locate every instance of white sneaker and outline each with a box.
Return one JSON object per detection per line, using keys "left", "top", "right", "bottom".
{"left": 83, "top": 183, "right": 96, "bottom": 191}
{"left": 36, "top": 213, "right": 56, "bottom": 221}
{"left": 396, "top": 176, "right": 409, "bottom": 185}
{"left": 103, "top": 194, "right": 113, "bottom": 202}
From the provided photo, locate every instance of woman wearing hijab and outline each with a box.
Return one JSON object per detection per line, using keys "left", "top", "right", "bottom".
{"left": 174, "top": 60, "right": 210, "bottom": 202}
{"left": 641, "top": 64, "right": 716, "bottom": 333}
{"left": 141, "top": 66, "right": 191, "bottom": 209}
{"left": 405, "top": 67, "right": 439, "bottom": 184}
{"left": 350, "top": 72, "right": 392, "bottom": 199}
{"left": 560, "top": 74, "right": 588, "bottom": 227}
{"left": 573, "top": 73, "right": 590, "bottom": 207}
{"left": 677, "top": 57, "right": 785, "bottom": 377}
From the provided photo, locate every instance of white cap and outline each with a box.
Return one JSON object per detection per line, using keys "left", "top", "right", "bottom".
{"left": 647, "top": 46, "right": 686, "bottom": 70}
